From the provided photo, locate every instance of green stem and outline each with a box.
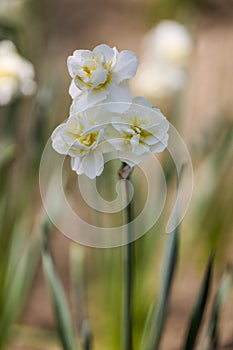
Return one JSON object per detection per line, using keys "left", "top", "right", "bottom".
{"left": 119, "top": 163, "right": 134, "bottom": 350}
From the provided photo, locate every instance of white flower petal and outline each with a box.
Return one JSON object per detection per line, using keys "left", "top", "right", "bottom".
{"left": 113, "top": 50, "right": 138, "bottom": 83}
{"left": 93, "top": 44, "right": 117, "bottom": 63}
{"left": 119, "top": 151, "right": 149, "bottom": 166}
{"left": 151, "top": 140, "right": 168, "bottom": 153}
{"left": 73, "top": 50, "right": 93, "bottom": 61}
{"left": 51, "top": 124, "right": 70, "bottom": 155}
{"left": 71, "top": 156, "right": 83, "bottom": 173}
{"left": 79, "top": 150, "right": 104, "bottom": 179}
{"left": 90, "top": 66, "right": 108, "bottom": 88}
{"left": 130, "top": 134, "right": 140, "bottom": 151}
{"left": 67, "top": 50, "right": 92, "bottom": 75}
{"left": 70, "top": 89, "right": 108, "bottom": 113}
{"left": 133, "top": 96, "right": 153, "bottom": 108}
{"left": 107, "top": 81, "right": 132, "bottom": 103}
{"left": 69, "top": 80, "right": 82, "bottom": 99}
{"left": 109, "top": 139, "right": 129, "bottom": 152}
{"left": 143, "top": 135, "right": 159, "bottom": 145}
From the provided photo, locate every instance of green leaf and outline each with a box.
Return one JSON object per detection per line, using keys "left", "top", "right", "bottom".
{"left": 205, "top": 264, "right": 233, "bottom": 349}
{"left": 140, "top": 166, "right": 185, "bottom": 350}
{"left": 70, "top": 244, "right": 92, "bottom": 350}
{"left": 81, "top": 320, "right": 92, "bottom": 350}
{"left": 70, "top": 244, "right": 86, "bottom": 333}
{"left": 0, "top": 220, "right": 41, "bottom": 349}
{"left": 42, "top": 222, "right": 77, "bottom": 350}
{"left": 140, "top": 199, "right": 179, "bottom": 350}
{"left": 0, "top": 143, "right": 15, "bottom": 170}
{"left": 183, "top": 254, "right": 214, "bottom": 350}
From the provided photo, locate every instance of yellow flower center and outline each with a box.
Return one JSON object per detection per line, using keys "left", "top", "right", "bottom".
{"left": 83, "top": 66, "right": 92, "bottom": 78}
{"left": 95, "top": 70, "right": 111, "bottom": 90}
{"left": 0, "top": 70, "right": 18, "bottom": 79}
{"left": 66, "top": 122, "right": 100, "bottom": 151}
{"left": 126, "top": 117, "right": 151, "bottom": 143}
{"left": 79, "top": 131, "right": 99, "bottom": 147}
{"left": 76, "top": 58, "right": 112, "bottom": 90}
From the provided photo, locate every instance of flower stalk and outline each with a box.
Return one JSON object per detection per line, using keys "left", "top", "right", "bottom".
{"left": 119, "top": 162, "right": 134, "bottom": 350}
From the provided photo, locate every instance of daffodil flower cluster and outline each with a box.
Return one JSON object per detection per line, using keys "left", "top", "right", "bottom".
{"left": 52, "top": 44, "right": 169, "bottom": 179}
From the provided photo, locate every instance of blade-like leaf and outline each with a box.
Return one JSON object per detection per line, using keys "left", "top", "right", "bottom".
{"left": 42, "top": 221, "right": 76, "bottom": 350}
{"left": 81, "top": 319, "right": 92, "bottom": 350}
{"left": 140, "top": 165, "right": 184, "bottom": 350}
{"left": 183, "top": 254, "right": 214, "bottom": 350}
{"left": 147, "top": 223, "right": 178, "bottom": 350}
{"left": 70, "top": 244, "right": 85, "bottom": 334}
{"left": 0, "top": 219, "right": 41, "bottom": 349}
{"left": 140, "top": 232, "right": 178, "bottom": 350}
{"left": 0, "top": 143, "right": 15, "bottom": 169}
{"left": 70, "top": 243, "right": 92, "bottom": 350}
{"left": 204, "top": 264, "right": 232, "bottom": 350}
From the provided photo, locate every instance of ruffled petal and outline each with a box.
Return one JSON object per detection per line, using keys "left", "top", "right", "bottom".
{"left": 107, "top": 81, "right": 132, "bottom": 103}
{"left": 79, "top": 149, "right": 104, "bottom": 179}
{"left": 67, "top": 50, "right": 92, "bottom": 76}
{"left": 70, "top": 89, "right": 108, "bottom": 113}
{"left": 133, "top": 96, "right": 153, "bottom": 108}
{"left": 151, "top": 139, "right": 168, "bottom": 153}
{"left": 108, "top": 138, "right": 129, "bottom": 152}
{"left": 69, "top": 80, "right": 82, "bottom": 99}
{"left": 90, "top": 66, "right": 108, "bottom": 88}
{"left": 93, "top": 44, "right": 117, "bottom": 64}
{"left": 113, "top": 50, "right": 138, "bottom": 83}
{"left": 143, "top": 135, "right": 159, "bottom": 146}
{"left": 71, "top": 156, "right": 83, "bottom": 173}
{"left": 133, "top": 143, "right": 149, "bottom": 155}
{"left": 51, "top": 124, "right": 69, "bottom": 155}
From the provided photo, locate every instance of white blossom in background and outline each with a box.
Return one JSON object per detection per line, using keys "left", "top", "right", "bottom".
{"left": 0, "top": 40, "right": 36, "bottom": 106}
{"left": 52, "top": 99, "right": 169, "bottom": 178}
{"left": 68, "top": 44, "right": 138, "bottom": 112}
{"left": 132, "top": 20, "right": 192, "bottom": 99}
{"left": 142, "top": 20, "right": 192, "bottom": 67}
{"left": 0, "top": 0, "right": 24, "bottom": 14}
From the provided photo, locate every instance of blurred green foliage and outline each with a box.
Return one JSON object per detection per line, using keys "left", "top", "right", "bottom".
{"left": 147, "top": 0, "right": 233, "bottom": 25}
{"left": 0, "top": 0, "right": 232, "bottom": 349}
{"left": 0, "top": 1, "right": 61, "bottom": 348}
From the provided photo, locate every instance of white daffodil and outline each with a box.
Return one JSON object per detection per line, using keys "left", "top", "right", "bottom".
{"left": 0, "top": 40, "right": 36, "bottom": 106}
{"left": 107, "top": 97, "right": 169, "bottom": 166}
{"left": 67, "top": 44, "right": 138, "bottom": 111}
{"left": 0, "top": 0, "right": 24, "bottom": 14}
{"left": 51, "top": 100, "right": 169, "bottom": 178}
{"left": 133, "top": 63, "right": 186, "bottom": 99}
{"left": 142, "top": 20, "right": 192, "bottom": 67}
{"left": 51, "top": 112, "right": 108, "bottom": 179}
{"left": 132, "top": 20, "right": 192, "bottom": 99}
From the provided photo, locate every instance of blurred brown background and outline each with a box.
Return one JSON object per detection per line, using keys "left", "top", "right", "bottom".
{"left": 0, "top": 0, "right": 232, "bottom": 349}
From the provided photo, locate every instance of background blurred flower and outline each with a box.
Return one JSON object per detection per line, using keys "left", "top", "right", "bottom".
{"left": 68, "top": 44, "right": 138, "bottom": 111}
{"left": 132, "top": 20, "right": 193, "bottom": 100}
{"left": 143, "top": 20, "right": 192, "bottom": 67}
{"left": 0, "top": 40, "right": 36, "bottom": 106}
{"left": 0, "top": 0, "right": 24, "bottom": 15}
